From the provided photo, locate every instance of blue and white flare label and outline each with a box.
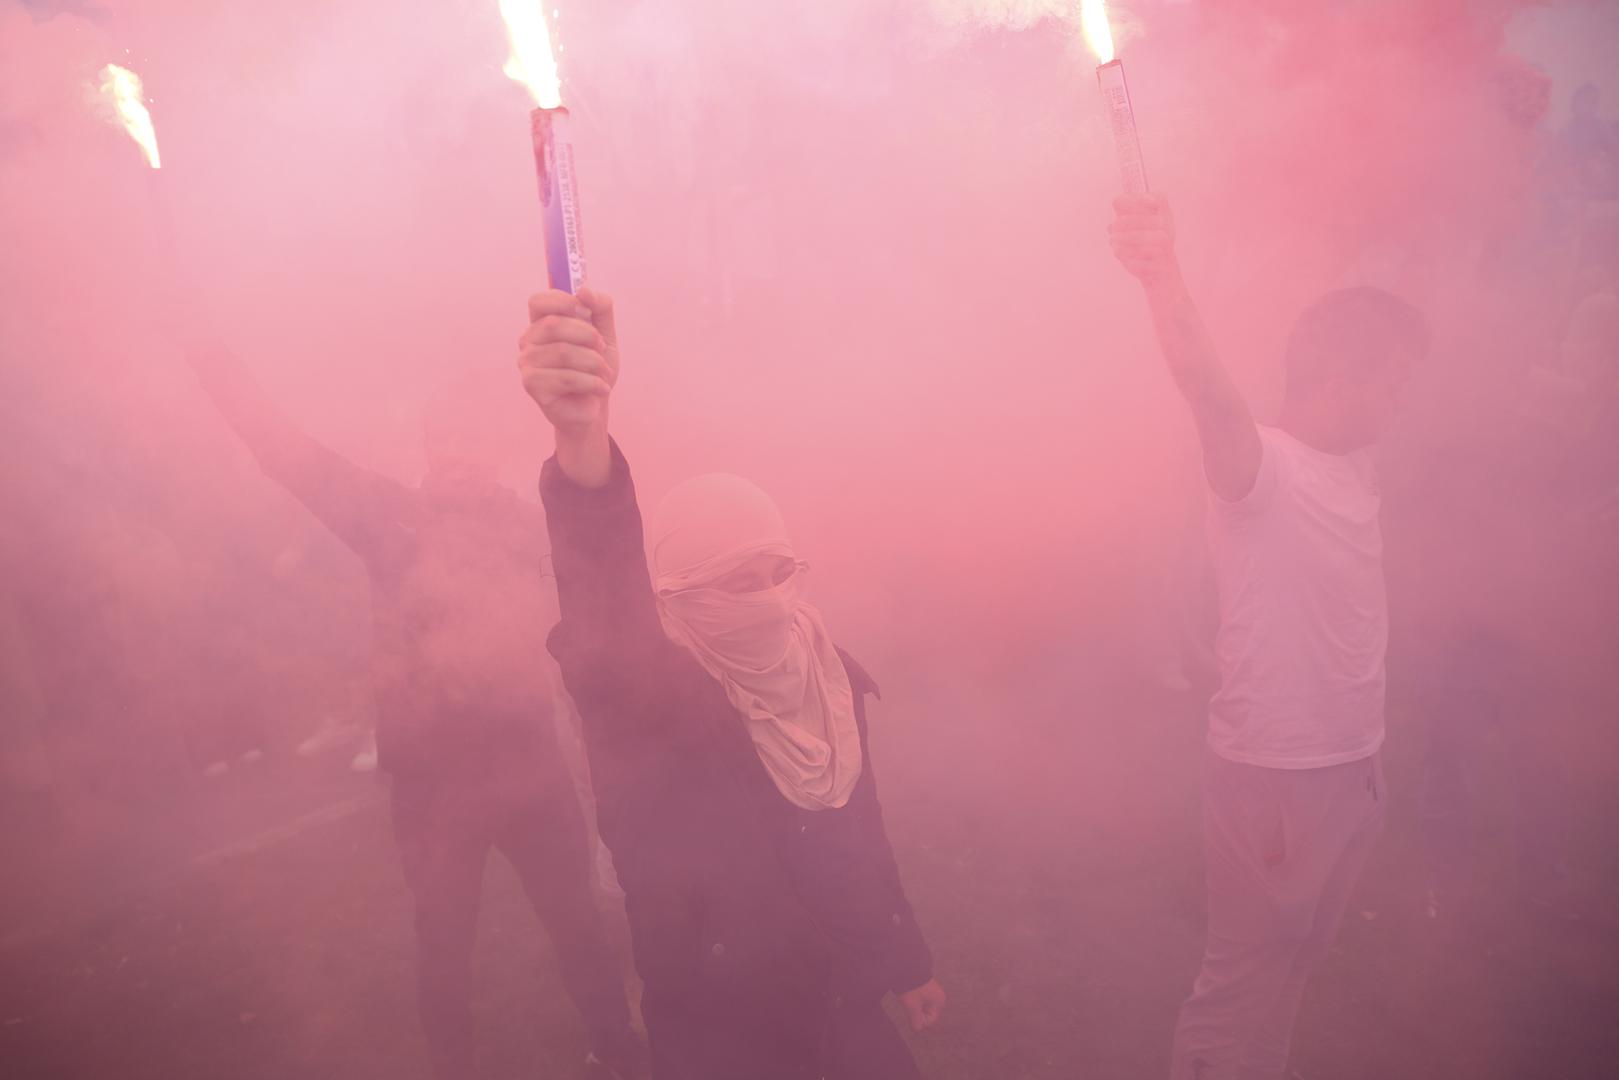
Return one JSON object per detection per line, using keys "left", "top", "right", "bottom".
{"left": 531, "top": 106, "right": 586, "bottom": 294}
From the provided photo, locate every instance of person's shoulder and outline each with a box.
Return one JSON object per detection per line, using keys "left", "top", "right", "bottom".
{"left": 1210, "top": 424, "right": 1288, "bottom": 513}
{"left": 1255, "top": 423, "right": 1297, "bottom": 458}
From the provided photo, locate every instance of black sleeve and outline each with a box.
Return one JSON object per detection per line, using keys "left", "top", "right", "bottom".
{"left": 859, "top": 731, "right": 935, "bottom": 996}
{"left": 841, "top": 653, "right": 934, "bottom": 995}
{"left": 539, "top": 439, "right": 672, "bottom": 725}
{"left": 192, "top": 346, "right": 414, "bottom": 560}
{"left": 256, "top": 435, "right": 415, "bottom": 561}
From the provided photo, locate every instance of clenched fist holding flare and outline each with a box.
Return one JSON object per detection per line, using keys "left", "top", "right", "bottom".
{"left": 1108, "top": 193, "right": 1179, "bottom": 290}
{"left": 518, "top": 288, "right": 619, "bottom": 487}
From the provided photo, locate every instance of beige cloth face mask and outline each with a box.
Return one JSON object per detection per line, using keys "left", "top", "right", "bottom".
{"left": 652, "top": 474, "right": 862, "bottom": 811}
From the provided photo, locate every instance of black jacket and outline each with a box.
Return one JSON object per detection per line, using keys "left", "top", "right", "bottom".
{"left": 193, "top": 347, "right": 559, "bottom": 781}
{"left": 542, "top": 441, "right": 931, "bottom": 1079}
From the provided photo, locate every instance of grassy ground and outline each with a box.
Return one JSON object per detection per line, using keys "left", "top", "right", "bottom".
{"left": 2, "top": 675, "right": 1617, "bottom": 1080}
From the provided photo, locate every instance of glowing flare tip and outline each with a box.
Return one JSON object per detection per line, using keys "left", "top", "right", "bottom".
{"left": 99, "top": 63, "right": 161, "bottom": 169}
{"left": 499, "top": 0, "right": 563, "bottom": 109}
{"left": 1080, "top": 0, "right": 1116, "bottom": 64}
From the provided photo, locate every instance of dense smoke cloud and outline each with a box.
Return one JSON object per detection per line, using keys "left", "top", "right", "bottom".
{"left": 0, "top": 0, "right": 1584, "bottom": 711}
{"left": 3, "top": 1, "right": 1617, "bottom": 1077}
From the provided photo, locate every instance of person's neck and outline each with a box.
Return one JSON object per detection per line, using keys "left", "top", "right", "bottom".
{"left": 1277, "top": 403, "right": 1360, "bottom": 457}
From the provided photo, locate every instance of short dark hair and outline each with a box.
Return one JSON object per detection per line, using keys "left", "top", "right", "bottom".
{"left": 1284, "top": 286, "right": 1429, "bottom": 395}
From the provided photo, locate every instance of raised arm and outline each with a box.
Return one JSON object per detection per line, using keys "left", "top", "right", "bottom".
{"left": 188, "top": 346, "right": 414, "bottom": 556}
{"left": 520, "top": 288, "right": 672, "bottom": 714}
{"left": 1109, "top": 195, "right": 1262, "bottom": 502}
{"left": 539, "top": 438, "right": 666, "bottom": 661}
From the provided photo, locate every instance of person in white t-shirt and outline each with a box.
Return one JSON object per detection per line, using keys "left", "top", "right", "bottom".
{"left": 1109, "top": 194, "right": 1429, "bottom": 1080}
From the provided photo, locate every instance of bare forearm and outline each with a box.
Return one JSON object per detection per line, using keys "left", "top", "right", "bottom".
{"left": 1142, "top": 272, "right": 1261, "bottom": 499}
{"left": 1109, "top": 194, "right": 1261, "bottom": 497}
{"left": 1145, "top": 273, "right": 1237, "bottom": 410}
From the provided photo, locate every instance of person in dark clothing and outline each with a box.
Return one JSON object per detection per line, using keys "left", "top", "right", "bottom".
{"left": 517, "top": 286, "right": 945, "bottom": 1080}
{"left": 188, "top": 349, "right": 644, "bottom": 1080}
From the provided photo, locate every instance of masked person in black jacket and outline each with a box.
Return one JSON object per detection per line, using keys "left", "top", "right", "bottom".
{"left": 517, "top": 287, "right": 945, "bottom": 1080}
{"left": 189, "top": 350, "right": 644, "bottom": 1080}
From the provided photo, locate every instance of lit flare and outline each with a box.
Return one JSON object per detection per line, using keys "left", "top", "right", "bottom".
{"left": 499, "top": 0, "right": 563, "bottom": 109}
{"left": 1080, "top": 0, "right": 1115, "bottom": 64}
{"left": 99, "top": 63, "right": 161, "bottom": 169}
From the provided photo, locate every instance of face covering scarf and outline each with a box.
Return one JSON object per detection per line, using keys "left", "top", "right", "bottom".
{"left": 651, "top": 473, "right": 862, "bottom": 810}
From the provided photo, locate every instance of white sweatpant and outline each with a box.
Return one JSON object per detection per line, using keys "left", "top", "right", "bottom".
{"left": 1170, "top": 750, "right": 1385, "bottom": 1080}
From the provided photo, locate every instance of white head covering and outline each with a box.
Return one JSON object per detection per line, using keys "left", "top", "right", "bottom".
{"left": 651, "top": 474, "right": 862, "bottom": 810}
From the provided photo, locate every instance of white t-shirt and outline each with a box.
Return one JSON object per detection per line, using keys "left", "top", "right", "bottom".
{"left": 1205, "top": 425, "right": 1387, "bottom": 769}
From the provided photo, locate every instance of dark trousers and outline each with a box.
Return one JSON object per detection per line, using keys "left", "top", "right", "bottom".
{"left": 822, "top": 991, "right": 923, "bottom": 1080}
{"left": 637, "top": 992, "right": 820, "bottom": 1080}
{"left": 392, "top": 767, "right": 630, "bottom": 1080}
{"left": 634, "top": 980, "right": 918, "bottom": 1080}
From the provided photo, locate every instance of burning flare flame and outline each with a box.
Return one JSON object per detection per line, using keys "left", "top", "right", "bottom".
{"left": 98, "top": 63, "right": 161, "bottom": 169}
{"left": 1080, "top": 0, "right": 1116, "bottom": 64}
{"left": 499, "top": 0, "right": 563, "bottom": 109}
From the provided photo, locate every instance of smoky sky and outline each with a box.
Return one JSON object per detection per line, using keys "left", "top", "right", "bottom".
{"left": 2, "top": 0, "right": 1611, "bottom": 684}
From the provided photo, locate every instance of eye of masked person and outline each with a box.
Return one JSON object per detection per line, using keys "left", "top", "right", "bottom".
{"left": 707, "top": 554, "right": 800, "bottom": 595}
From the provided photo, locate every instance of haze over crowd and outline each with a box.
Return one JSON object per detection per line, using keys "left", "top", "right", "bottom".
{"left": 1, "top": 1, "right": 1616, "bottom": 1078}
